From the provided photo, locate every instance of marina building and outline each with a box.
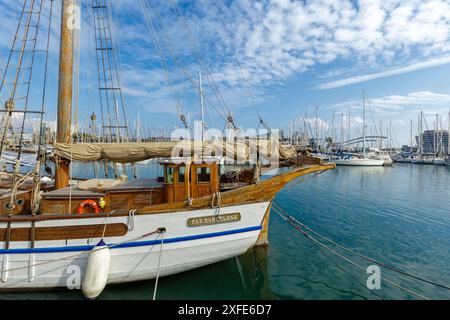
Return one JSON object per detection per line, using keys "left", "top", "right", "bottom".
{"left": 416, "top": 130, "right": 449, "bottom": 154}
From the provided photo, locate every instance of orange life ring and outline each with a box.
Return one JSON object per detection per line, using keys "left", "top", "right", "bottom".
{"left": 77, "top": 199, "right": 101, "bottom": 214}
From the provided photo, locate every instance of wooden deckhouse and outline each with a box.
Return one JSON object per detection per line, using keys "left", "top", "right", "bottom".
{"left": 37, "top": 157, "right": 260, "bottom": 215}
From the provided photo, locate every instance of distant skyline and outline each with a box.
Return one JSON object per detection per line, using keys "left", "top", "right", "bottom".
{"left": 1, "top": 0, "right": 450, "bottom": 145}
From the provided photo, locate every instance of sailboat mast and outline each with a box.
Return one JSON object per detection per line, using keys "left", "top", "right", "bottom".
{"left": 315, "top": 105, "right": 318, "bottom": 150}
{"left": 410, "top": 119, "right": 413, "bottom": 152}
{"left": 55, "top": 0, "right": 75, "bottom": 189}
{"left": 348, "top": 108, "right": 351, "bottom": 148}
{"left": 419, "top": 111, "right": 423, "bottom": 156}
{"left": 362, "top": 91, "right": 366, "bottom": 157}
{"left": 448, "top": 109, "right": 450, "bottom": 156}
{"left": 389, "top": 120, "right": 392, "bottom": 154}
{"left": 435, "top": 113, "right": 438, "bottom": 155}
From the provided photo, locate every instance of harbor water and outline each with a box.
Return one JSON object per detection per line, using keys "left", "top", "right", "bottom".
{"left": 1, "top": 163, "right": 449, "bottom": 300}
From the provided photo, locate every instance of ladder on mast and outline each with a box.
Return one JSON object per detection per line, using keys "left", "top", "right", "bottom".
{"left": 92, "top": 0, "right": 129, "bottom": 143}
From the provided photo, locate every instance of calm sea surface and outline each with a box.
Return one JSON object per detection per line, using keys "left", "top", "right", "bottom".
{"left": 2, "top": 163, "right": 449, "bottom": 300}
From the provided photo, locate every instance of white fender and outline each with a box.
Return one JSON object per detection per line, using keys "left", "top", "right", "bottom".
{"left": 82, "top": 240, "right": 111, "bottom": 299}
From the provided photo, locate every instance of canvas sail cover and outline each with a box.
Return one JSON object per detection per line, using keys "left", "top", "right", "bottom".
{"left": 54, "top": 140, "right": 296, "bottom": 163}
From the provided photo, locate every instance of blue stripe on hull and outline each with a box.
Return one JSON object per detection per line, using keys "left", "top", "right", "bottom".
{"left": 0, "top": 226, "right": 262, "bottom": 255}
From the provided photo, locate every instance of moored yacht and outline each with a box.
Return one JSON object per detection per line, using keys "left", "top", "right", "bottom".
{"left": 412, "top": 156, "right": 435, "bottom": 165}
{"left": 333, "top": 154, "right": 385, "bottom": 166}
{"left": 367, "top": 148, "right": 393, "bottom": 166}
{"left": 332, "top": 91, "right": 385, "bottom": 167}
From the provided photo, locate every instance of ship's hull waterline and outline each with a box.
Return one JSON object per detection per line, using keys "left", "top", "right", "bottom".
{"left": 0, "top": 202, "right": 269, "bottom": 291}
{"left": 333, "top": 159, "right": 385, "bottom": 166}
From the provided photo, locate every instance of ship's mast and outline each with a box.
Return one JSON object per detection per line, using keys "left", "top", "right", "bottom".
{"left": 362, "top": 91, "right": 366, "bottom": 158}
{"left": 448, "top": 108, "right": 450, "bottom": 156}
{"left": 410, "top": 119, "right": 413, "bottom": 152}
{"left": 55, "top": 0, "right": 75, "bottom": 189}
{"left": 348, "top": 108, "right": 351, "bottom": 149}
{"left": 435, "top": 113, "right": 438, "bottom": 155}
{"left": 419, "top": 111, "right": 423, "bottom": 157}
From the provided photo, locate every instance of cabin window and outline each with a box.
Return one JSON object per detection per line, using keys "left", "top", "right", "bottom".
{"left": 165, "top": 167, "right": 175, "bottom": 184}
{"left": 179, "top": 166, "right": 186, "bottom": 183}
{"left": 197, "top": 167, "right": 211, "bottom": 183}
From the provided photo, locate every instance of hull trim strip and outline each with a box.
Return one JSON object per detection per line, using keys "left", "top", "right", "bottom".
{"left": 0, "top": 226, "right": 262, "bottom": 255}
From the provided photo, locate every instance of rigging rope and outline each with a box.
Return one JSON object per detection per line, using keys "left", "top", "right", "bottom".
{"left": 142, "top": 0, "right": 234, "bottom": 127}
{"left": 108, "top": 1, "right": 131, "bottom": 142}
{"left": 32, "top": 0, "right": 54, "bottom": 213}
{"left": 91, "top": 0, "right": 130, "bottom": 142}
{"left": 166, "top": 0, "right": 236, "bottom": 128}
{"left": 0, "top": 0, "right": 53, "bottom": 212}
{"left": 0, "top": 0, "right": 37, "bottom": 159}
{"left": 215, "top": 5, "right": 269, "bottom": 129}
{"left": 15, "top": 0, "right": 44, "bottom": 161}
{"left": 0, "top": 52, "right": 12, "bottom": 100}
{"left": 140, "top": 0, "right": 186, "bottom": 127}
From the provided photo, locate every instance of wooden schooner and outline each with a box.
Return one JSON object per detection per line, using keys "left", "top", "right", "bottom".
{"left": 0, "top": 0, "right": 334, "bottom": 297}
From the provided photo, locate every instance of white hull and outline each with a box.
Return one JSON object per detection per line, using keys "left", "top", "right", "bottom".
{"left": 380, "top": 156, "right": 393, "bottom": 165}
{"left": 334, "top": 158, "right": 385, "bottom": 166}
{"left": 368, "top": 153, "right": 392, "bottom": 165}
{"left": 0, "top": 202, "right": 269, "bottom": 291}
{"left": 433, "top": 158, "right": 446, "bottom": 165}
{"left": 412, "top": 158, "right": 435, "bottom": 165}
{"left": 395, "top": 158, "right": 413, "bottom": 163}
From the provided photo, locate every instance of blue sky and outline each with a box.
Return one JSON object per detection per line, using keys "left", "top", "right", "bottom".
{"left": 1, "top": 0, "right": 450, "bottom": 145}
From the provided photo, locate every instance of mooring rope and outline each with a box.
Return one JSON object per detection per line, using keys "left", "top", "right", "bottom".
{"left": 273, "top": 202, "right": 450, "bottom": 291}
{"left": 101, "top": 211, "right": 113, "bottom": 239}
{"left": 272, "top": 205, "right": 431, "bottom": 300}
{"left": 153, "top": 228, "right": 166, "bottom": 301}
{"left": 315, "top": 242, "right": 386, "bottom": 300}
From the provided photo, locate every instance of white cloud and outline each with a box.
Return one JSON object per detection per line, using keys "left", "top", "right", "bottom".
{"left": 317, "top": 56, "right": 450, "bottom": 90}
{"left": 158, "top": 0, "right": 450, "bottom": 96}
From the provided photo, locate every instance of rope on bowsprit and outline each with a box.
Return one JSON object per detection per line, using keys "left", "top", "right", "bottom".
{"left": 271, "top": 202, "right": 448, "bottom": 300}
{"left": 153, "top": 227, "right": 166, "bottom": 301}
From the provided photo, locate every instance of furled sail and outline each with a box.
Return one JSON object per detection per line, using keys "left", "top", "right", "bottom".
{"left": 54, "top": 139, "right": 296, "bottom": 163}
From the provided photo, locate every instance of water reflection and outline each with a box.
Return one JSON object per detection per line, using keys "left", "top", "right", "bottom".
{"left": 238, "top": 246, "right": 279, "bottom": 300}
